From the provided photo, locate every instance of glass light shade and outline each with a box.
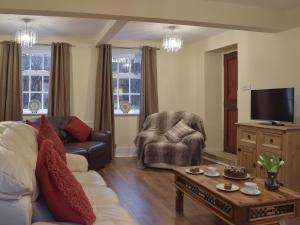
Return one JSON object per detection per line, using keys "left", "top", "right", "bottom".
{"left": 15, "top": 28, "right": 38, "bottom": 48}
{"left": 162, "top": 34, "right": 183, "bottom": 53}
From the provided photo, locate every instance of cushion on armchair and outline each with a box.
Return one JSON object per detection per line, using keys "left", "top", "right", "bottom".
{"left": 64, "top": 117, "right": 92, "bottom": 142}
{"left": 164, "top": 120, "right": 195, "bottom": 142}
{"left": 36, "top": 139, "right": 96, "bottom": 225}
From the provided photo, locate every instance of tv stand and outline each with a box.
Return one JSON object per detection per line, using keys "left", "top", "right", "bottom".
{"left": 261, "top": 121, "right": 285, "bottom": 126}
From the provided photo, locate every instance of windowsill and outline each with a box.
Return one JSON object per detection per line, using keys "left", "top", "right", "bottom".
{"left": 114, "top": 109, "right": 139, "bottom": 116}
{"left": 23, "top": 109, "right": 48, "bottom": 116}
{"left": 114, "top": 113, "right": 139, "bottom": 116}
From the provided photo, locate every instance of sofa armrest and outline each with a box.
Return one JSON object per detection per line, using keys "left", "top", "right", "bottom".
{"left": 66, "top": 153, "right": 88, "bottom": 172}
{"left": 89, "top": 130, "right": 111, "bottom": 143}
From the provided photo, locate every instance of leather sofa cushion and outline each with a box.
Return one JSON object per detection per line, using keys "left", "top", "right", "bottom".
{"left": 65, "top": 142, "right": 107, "bottom": 158}
{"left": 73, "top": 171, "right": 106, "bottom": 186}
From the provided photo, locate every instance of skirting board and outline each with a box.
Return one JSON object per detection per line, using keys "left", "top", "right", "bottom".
{"left": 115, "top": 146, "right": 137, "bottom": 157}
{"left": 204, "top": 147, "right": 223, "bottom": 152}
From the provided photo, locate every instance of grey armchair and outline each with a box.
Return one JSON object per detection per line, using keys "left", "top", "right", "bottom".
{"left": 134, "top": 111, "right": 206, "bottom": 169}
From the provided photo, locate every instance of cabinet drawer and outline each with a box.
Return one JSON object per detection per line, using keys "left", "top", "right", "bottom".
{"left": 240, "top": 130, "right": 256, "bottom": 145}
{"left": 261, "top": 133, "right": 282, "bottom": 150}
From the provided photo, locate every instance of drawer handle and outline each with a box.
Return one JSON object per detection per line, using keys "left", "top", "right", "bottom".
{"left": 247, "top": 134, "right": 251, "bottom": 139}
{"left": 270, "top": 138, "right": 274, "bottom": 144}
{"left": 252, "top": 163, "right": 256, "bottom": 168}
{"left": 238, "top": 148, "right": 242, "bottom": 152}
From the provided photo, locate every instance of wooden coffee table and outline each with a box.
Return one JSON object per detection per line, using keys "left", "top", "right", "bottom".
{"left": 175, "top": 165, "right": 300, "bottom": 225}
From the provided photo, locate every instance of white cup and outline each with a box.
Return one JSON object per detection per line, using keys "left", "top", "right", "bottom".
{"left": 244, "top": 182, "right": 259, "bottom": 194}
{"left": 207, "top": 166, "right": 218, "bottom": 175}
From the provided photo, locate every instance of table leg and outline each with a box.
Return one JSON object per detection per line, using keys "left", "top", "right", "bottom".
{"left": 176, "top": 188, "right": 184, "bottom": 213}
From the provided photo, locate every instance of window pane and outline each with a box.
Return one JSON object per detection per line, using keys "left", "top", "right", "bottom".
{"left": 30, "top": 93, "right": 42, "bottom": 104}
{"left": 44, "top": 54, "right": 51, "bottom": 71}
{"left": 113, "top": 78, "right": 117, "bottom": 94}
{"left": 23, "top": 93, "right": 29, "bottom": 109}
{"left": 22, "top": 53, "right": 30, "bottom": 71}
{"left": 131, "top": 62, "right": 141, "bottom": 75}
{"left": 131, "top": 95, "right": 140, "bottom": 110}
{"left": 31, "top": 54, "right": 43, "bottom": 70}
{"left": 119, "top": 78, "right": 129, "bottom": 93}
{"left": 43, "top": 76, "right": 49, "bottom": 92}
{"left": 31, "top": 76, "right": 42, "bottom": 91}
{"left": 43, "top": 93, "right": 48, "bottom": 109}
{"left": 112, "top": 62, "right": 118, "bottom": 74}
{"left": 119, "top": 62, "right": 130, "bottom": 73}
{"left": 23, "top": 76, "right": 29, "bottom": 91}
{"left": 113, "top": 95, "right": 118, "bottom": 110}
{"left": 119, "top": 95, "right": 129, "bottom": 104}
{"left": 130, "top": 79, "right": 140, "bottom": 93}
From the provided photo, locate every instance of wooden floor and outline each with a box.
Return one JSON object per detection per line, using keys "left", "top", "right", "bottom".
{"left": 100, "top": 158, "right": 300, "bottom": 225}
{"left": 100, "top": 157, "right": 224, "bottom": 225}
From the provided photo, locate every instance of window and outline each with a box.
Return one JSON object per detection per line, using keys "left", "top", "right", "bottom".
{"left": 112, "top": 48, "right": 141, "bottom": 115}
{"left": 22, "top": 45, "right": 51, "bottom": 114}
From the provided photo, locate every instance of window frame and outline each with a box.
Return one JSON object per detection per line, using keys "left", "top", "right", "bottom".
{"left": 22, "top": 47, "right": 51, "bottom": 115}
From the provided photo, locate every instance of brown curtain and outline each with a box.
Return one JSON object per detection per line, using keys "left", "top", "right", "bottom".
{"left": 48, "top": 42, "right": 71, "bottom": 116}
{"left": 0, "top": 41, "right": 22, "bottom": 121}
{"left": 138, "top": 46, "right": 159, "bottom": 130}
{"left": 94, "top": 44, "right": 115, "bottom": 157}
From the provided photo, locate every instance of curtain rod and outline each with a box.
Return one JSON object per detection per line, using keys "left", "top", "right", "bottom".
{"left": 0, "top": 42, "right": 76, "bottom": 47}
{"left": 96, "top": 45, "right": 160, "bottom": 50}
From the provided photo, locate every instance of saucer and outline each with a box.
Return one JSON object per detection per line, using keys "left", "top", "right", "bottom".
{"left": 204, "top": 172, "right": 221, "bottom": 177}
{"left": 240, "top": 188, "right": 261, "bottom": 196}
{"left": 185, "top": 168, "right": 204, "bottom": 175}
{"left": 216, "top": 183, "right": 239, "bottom": 192}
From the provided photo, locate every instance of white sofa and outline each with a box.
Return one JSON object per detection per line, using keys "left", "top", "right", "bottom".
{"left": 0, "top": 122, "right": 138, "bottom": 225}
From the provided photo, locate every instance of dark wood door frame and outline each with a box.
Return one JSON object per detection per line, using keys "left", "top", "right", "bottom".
{"left": 224, "top": 51, "right": 238, "bottom": 154}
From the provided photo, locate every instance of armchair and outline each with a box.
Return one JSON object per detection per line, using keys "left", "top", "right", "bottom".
{"left": 29, "top": 116, "right": 112, "bottom": 170}
{"left": 135, "top": 111, "right": 206, "bottom": 169}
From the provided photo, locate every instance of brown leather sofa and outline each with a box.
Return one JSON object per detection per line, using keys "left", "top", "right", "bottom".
{"left": 29, "top": 116, "right": 112, "bottom": 170}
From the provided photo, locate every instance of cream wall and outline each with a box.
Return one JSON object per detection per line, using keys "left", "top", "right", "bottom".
{"left": 182, "top": 27, "right": 300, "bottom": 151}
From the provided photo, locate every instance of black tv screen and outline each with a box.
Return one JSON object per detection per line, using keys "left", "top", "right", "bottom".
{"left": 251, "top": 88, "right": 294, "bottom": 122}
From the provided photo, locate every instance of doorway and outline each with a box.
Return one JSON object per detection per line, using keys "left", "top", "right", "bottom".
{"left": 223, "top": 51, "right": 238, "bottom": 154}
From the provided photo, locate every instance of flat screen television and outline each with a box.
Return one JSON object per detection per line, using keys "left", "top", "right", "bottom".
{"left": 251, "top": 88, "right": 294, "bottom": 125}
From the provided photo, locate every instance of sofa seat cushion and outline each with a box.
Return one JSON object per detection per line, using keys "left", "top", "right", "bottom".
{"left": 0, "top": 196, "right": 32, "bottom": 225}
{"left": 93, "top": 204, "right": 138, "bottom": 225}
{"left": 83, "top": 186, "right": 119, "bottom": 205}
{"left": 144, "top": 142, "right": 190, "bottom": 166}
{"left": 64, "top": 145, "right": 88, "bottom": 157}
{"left": 65, "top": 142, "right": 107, "bottom": 158}
{"left": 73, "top": 171, "right": 106, "bottom": 186}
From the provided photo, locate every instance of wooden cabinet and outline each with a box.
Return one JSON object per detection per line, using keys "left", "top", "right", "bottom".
{"left": 237, "top": 123, "right": 300, "bottom": 192}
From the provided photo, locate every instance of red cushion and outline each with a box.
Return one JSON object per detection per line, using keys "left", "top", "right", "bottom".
{"left": 36, "top": 139, "right": 96, "bottom": 225}
{"left": 38, "top": 115, "right": 66, "bottom": 162}
{"left": 64, "top": 117, "right": 92, "bottom": 142}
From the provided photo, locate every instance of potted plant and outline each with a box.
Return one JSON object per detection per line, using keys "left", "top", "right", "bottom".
{"left": 257, "top": 153, "right": 285, "bottom": 191}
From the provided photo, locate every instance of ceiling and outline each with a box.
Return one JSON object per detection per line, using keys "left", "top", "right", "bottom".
{"left": 0, "top": 14, "right": 226, "bottom": 42}
{"left": 0, "top": 14, "right": 109, "bottom": 37}
{"left": 114, "top": 22, "right": 225, "bottom": 42}
{"left": 204, "top": 0, "right": 300, "bottom": 10}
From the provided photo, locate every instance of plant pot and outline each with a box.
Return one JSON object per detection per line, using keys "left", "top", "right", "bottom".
{"left": 265, "top": 172, "right": 280, "bottom": 191}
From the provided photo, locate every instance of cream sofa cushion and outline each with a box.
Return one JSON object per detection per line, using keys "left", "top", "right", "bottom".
{"left": 0, "top": 196, "right": 32, "bottom": 225}
{"left": 0, "top": 147, "right": 38, "bottom": 200}
{"left": 83, "top": 186, "right": 119, "bottom": 206}
{"left": 73, "top": 171, "right": 106, "bottom": 186}
{"left": 66, "top": 154, "right": 88, "bottom": 172}
{"left": 0, "top": 122, "right": 38, "bottom": 170}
